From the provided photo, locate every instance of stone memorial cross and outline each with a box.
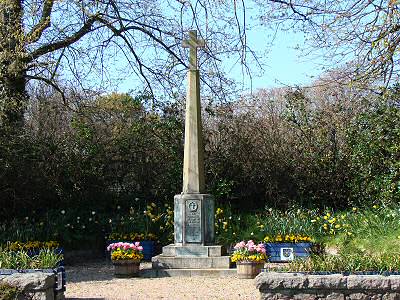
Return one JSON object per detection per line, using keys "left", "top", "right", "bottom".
{"left": 152, "top": 30, "right": 229, "bottom": 268}
{"left": 181, "top": 30, "right": 206, "bottom": 194}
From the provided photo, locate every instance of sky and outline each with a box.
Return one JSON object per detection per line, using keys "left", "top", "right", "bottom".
{"left": 249, "top": 30, "right": 325, "bottom": 89}
{"left": 117, "top": 27, "right": 326, "bottom": 95}
{"left": 111, "top": 1, "right": 330, "bottom": 97}
{"left": 224, "top": 24, "right": 329, "bottom": 94}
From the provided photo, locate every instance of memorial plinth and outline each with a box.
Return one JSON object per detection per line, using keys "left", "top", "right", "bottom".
{"left": 152, "top": 194, "right": 230, "bottom": 270}
{"left": 151, "top": 30, "right": 231, "bottom": 272}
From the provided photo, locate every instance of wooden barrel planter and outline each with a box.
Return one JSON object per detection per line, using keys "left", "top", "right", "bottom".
{"left": 112, "top": 260, "right": 140, "bottom": 278}
{"left": 236, "top": 261, "right": 264, "bottom": 279}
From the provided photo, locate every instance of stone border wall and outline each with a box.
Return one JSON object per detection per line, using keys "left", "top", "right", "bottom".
{"left": 0, "top": 273, "right": 61, "bottom": 300}
{"left": 255, "top": 272, "right": 400, "bottom": 300}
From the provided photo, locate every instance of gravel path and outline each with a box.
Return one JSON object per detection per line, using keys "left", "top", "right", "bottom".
{"left": 65, "top": 261, "right": 260, "bottom": 300}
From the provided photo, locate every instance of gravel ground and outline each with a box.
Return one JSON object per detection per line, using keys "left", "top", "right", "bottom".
{"left": 65, "top": 261, "right": 260, "bottom": 300}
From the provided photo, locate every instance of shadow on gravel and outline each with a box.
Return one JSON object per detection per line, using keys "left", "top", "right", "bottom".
{"left": 67, "top": 298, "right": 106, "bottom": 300}
{"left": 65, "top": 260, "right": 115, "bottom": 283}
{"left": 65, "top": 260, "right": 153, "bottom": 283}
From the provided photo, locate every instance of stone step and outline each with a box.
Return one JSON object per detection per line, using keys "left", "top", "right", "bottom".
{"left": 161, "top": 244, "right": 226, "bottom": 257}
{"left": 140, "top": 268, "right": 237, "bottom": 278}
{"left": 152, "top": 255, "right": 231, "bottom": 269}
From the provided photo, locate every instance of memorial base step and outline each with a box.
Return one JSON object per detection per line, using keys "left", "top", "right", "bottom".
{"left": 140, "top": 267, "right": 236, "bottom": 278}
{"left": 161, "top": 244, "right": 226, "bottom": 257}
{"left": 152, "top": 255, "right": 231, "bottom": 269}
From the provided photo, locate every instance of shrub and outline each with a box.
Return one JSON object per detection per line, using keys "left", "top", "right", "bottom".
{"left": 347, "top": 86, "right": 400, "bottom": 206}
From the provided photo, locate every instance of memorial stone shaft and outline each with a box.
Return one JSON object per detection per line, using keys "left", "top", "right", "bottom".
{"left": 182, "top": 30, "right": 206, "bottom": 194}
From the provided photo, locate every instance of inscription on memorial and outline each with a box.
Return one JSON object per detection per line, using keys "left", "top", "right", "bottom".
{"left": 185, "top": 199, "right": 201, "bottom": 243}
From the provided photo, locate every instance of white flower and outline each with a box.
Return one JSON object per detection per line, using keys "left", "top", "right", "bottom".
{"left": 25, "top": 216, "right": 29, "bottom": 220}
{"left": 135, "top": 198, "right": 139, "bottom": 201}
{"left": 77, "top": 216, "right": 80, "bottom": 219}
{"left": 89, "top": 218, "right": 92, "bottom": 222}
{"left": 82, "top": 225, "right": 86, "bottom": 229}
{"left": 250, "top": 232, "right": 254, "bottom": 236}
{"left": 92, "top": 211, "right": 96, "bottom": 215}
{"left": 117, "top": 206, "right": 121, "bottom": 210}
{"left": 61, "top": 210, "right": 65, "bottom": 215}
{"left": 109, "top": 219, "right": 112, "bottom": 223}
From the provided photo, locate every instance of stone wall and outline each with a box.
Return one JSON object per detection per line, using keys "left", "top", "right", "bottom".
{"left": 255, "top": 272, "right": 400, "bottom": 300}
{"left": 0, "top": 272, "right": 60, "bottom": 300}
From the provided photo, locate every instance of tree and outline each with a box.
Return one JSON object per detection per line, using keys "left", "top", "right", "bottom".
{"left": 0, "top": 0, "right": 253, "bottom": 126}
{"left": 256, "top": 0, "right": 400, "bottom": 86}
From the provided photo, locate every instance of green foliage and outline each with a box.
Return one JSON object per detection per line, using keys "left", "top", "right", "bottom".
{"left": 0, "top": 248, "right": 63, "bottom": 269}
{"left": 347, "top": 87, "right": 400, "bottom": 206}
{"left": 215, "top": 206, "right": 320, "bottom": 246}
{"left": 108, "top": 201, "right": 174, "bottom": 245}
{"left": 205, "top": 87, "right": 354, "bottom": 209}
{"left": 0, "top": 91, "right": 183, "bottom": 219}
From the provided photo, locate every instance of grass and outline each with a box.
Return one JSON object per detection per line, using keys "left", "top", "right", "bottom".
{"left": 286, "top": 252, "right": 400, "bottom": 273}
{"left": 322, "top": 206, "right": 400, "bottom": 255}
{"left": 215, "top": 204, "right": 400, "bottom": 258}
{"left": 0, "top": 248, "right": 63, "bottom": 269}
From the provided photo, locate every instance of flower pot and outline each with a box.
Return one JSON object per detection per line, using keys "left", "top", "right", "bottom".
{"left": 141, "top": 240, "right": 156, "bottom": 261}
{"left": 236, "top": 261, "right": 264, "bottom": 279}
{"left": 112, "top": 260, "right": 140, "bottom": 278}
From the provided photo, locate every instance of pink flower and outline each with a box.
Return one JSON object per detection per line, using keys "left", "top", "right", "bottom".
{"left": 135, "top": 242, "right": 140, "bottom": 247}
{"left": 256, "top": 245, "right": 265, "bottom": 254}
{"left": 234, "top": 241, "right": 246, "bottom": 250}
{"left": 246, "top": 240, "right": 254, "bottom": 246}
{"left": 246, "top": 240, "right": 256, "bottom": 251}
{"left": 234, "top": 243, "right": 241, "bottom": 250}
{"left": 138, "top": 246, "right": 143, "bottom": 251}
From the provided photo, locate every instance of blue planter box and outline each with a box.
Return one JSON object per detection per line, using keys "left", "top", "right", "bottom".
{"left": 266, "top": 242, "right": 312, "bottom": 262}
{"left": 0, "top": 247, "right": 66, "bottom": 294}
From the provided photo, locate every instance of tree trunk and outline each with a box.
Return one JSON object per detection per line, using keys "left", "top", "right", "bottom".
{"left": 0, "top": 0, "right": 27, "bottom": 127}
